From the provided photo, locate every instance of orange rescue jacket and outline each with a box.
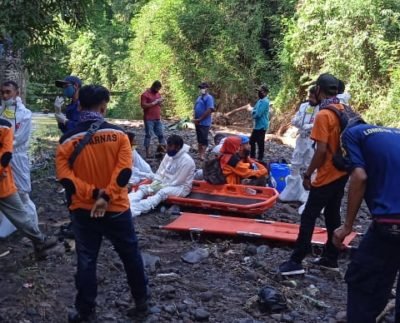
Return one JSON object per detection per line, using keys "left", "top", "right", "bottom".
{"left": 56, "top": 120, "right": 132, "bottom": 212}
{"left": 0, "top": 118, "right": 17, "bottom": 198}
{"left": 222, "top": 157, "right": 268, "bottom": 185}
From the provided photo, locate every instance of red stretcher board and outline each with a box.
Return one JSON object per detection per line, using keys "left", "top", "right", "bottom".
{"left": 166, "top": 181, "right": 279, "bottom": 216}
{"left": 162, "top": 213, "right": 357, "bottom": 247}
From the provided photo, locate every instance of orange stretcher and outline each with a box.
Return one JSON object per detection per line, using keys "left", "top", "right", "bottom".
{"left": 166, "top": 181, "right": 279, "bottom": 215}
{"left": 162, "top": 213, "right": 357, "bottom": 247}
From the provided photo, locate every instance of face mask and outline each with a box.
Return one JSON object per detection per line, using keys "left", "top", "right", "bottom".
{"left": 2, "top": 98, "right": 15, "bottom": 108}
{"left": 200, "top": 89, "right": 207, "bottom": 95}
{"left": 63, "top": 85, "right": 75, "bottom": 98}
{"left": 167, "top": 149, "right": 178, "bottom": 157}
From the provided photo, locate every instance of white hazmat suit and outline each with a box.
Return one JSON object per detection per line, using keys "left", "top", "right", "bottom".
{"left": 337, "top": 92, "right": 351, "bottom": 105}
{"left": 129, "top": 144, "right": 195, "bottom": 217}
{"left": 0, "top": 97, "right": 39, "bottom": 236}
{"left": 129, "top": 149, "right": 154, "bottom": 185}
{"left": 279, "top": 102, "right": 318, "bottom": 202}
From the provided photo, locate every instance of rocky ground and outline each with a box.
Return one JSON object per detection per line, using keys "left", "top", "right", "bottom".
{"left": 0, "top": 117, "right": 394, "bottom": 323}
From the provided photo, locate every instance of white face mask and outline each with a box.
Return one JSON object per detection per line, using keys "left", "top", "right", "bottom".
{"left": 2, "top": 98, "right": 16, "bottom": 108}
{"left": 200, "top": 89, "right": 207, "bottom": 95}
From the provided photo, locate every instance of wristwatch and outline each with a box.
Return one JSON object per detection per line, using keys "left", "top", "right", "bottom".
{"left": 303, "top": 172, "right": 311, "bottom": 180}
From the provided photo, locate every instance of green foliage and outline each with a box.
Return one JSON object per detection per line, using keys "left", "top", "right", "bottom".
{"left": 123, "top": 0, "right": 295, "bottom": 118}
{"left": 366, "top": 67, "right": 400, "bottom": 127}
{"left": 10, "top": 0, "right": 400, "bottom": 126}
{"left": 0, "top": 0, "right": 100, "bottom": 50}
{"left": 276, "top": 0, "right": 400, "bottom": 122}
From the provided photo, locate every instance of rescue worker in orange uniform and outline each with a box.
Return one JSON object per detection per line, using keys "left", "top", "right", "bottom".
{"left": 0, "top": 118, "right": 56, "bottom": 257}
{"left": 56, "top": 85, "right": 148, "bottom": 322}
{"left": 220, "top": 136, "right": 268, "bottom": 185}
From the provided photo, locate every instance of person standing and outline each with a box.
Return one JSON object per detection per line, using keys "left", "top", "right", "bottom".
{"left": 249, "top": 85, "right": 270, "bottom": 161}
{"left": 279, "top": 86, "right": 319, "bottom": 203}
{"left": 279, "top": 73, "right": 348, "bottom": 275}
{"left": 54, "top": 76, "right": 83, "bottom": 238}
{"left": 54, "top": 75, "right": 82, "bottom": 133}
{"left": 140, "top": 80, "right": 166, "bottom": 158}
{"left": 333, "top": 123, "right": 400, "bottom": 323}
{"left": 193, "top": 82, "right": 215, "bottom": 161}
{"left": 0, "top": 115, "right": 56, "bottom": 258}
{"left": 56, "top": 85, "right": 148, "bottom": 322}
{"left": 0, "top": 81, "right": 40, "bottom": 232}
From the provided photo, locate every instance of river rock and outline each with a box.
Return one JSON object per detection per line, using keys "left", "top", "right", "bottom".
{"left": 199, "top": 291, "right": 213, "bottom": 302}
{"left": 163, "top": 304, "right": 176, "bottom": 314}
{"left": 141, "top": 252, "right": 161, "bottom": 272}
{"left": 244, "top": 244, "right": 258, "bottom": 256}
{"left": 149, "top": 306, "right": 162, "bottom": 314}
{"left": 335, "top": 311, "right": 347, "bottom": 322}
{"left": 194, "top": 308, "right": 210, "bottom": 321}
{"left": 182, "top": 248, "right": 209, "bottom": 264}
{"left": 256, "top": 245, "right": 270, "bottom": 255}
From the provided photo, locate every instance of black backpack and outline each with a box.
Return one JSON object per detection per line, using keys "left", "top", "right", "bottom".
{"left": 203, "top": 156, "right": 227, "bottom": 185}
{"left": 321, "top": 104, "right": 364, "bottom": 172}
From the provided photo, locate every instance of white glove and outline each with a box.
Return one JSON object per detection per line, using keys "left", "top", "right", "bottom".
{"left": 54, "top": 96, "right": 65, "bottom": 114}
{"left": 141, "top": 172, "right": 155, "bottom": 180}
{"left": 302, "top": 124, "right": 313, "bottom": 131}
{"left": 149, "top": 180, "right": 163, "bottom": 193}
{"left": 55, "top": 113, "right": 67, "bottom": 125}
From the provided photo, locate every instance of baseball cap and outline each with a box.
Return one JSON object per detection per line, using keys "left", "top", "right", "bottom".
{"left": 256, "top": 84, "right": 269, "bottom": 93}
{"left": 316, "top": 73, "right": 339, "bottom": 95}
{"left": 239, "top": 134, "right": 250, "bottom": 144}
{"left": 55, "top": 75, "right": 82, "bottom": 88}
{"left": 198, "top": 82, "right": 209, "bottom": 89}
{"left": 338, "top": 79, "right": 345, "bottom": 94}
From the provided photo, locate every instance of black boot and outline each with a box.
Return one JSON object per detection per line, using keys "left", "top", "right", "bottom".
{"left": 68, "top": 309, "right": 96, "bottom": 323}
{"left": 33, "top": 236, "right": 58, "bottom": 260}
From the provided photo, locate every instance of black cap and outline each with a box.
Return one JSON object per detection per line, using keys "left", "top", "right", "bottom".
{"left": 256, "top": 84, "right": 269, "bottom": 93}
{"left": 55, "top": 75, "right": 82, "bottom": 88}
{"left": 316, "top": 73, "right": 339, "bottom": 95}
{"left": 198, "top": 82, "right": 209, "bottom": 89}
{"left": 338, "top": 79, "right": 345, "bottom": 94}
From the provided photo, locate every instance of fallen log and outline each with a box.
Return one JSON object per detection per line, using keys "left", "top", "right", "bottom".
{"left": 224, "top": 104, "right": 251, "bottom": 117}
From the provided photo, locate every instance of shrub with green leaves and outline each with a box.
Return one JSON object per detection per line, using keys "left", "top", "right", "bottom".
{"left": 123, "top": 0, "right": 289, "bottom": 118}
{"left": 276, "top": 0, "right": 400, "bottom": 126}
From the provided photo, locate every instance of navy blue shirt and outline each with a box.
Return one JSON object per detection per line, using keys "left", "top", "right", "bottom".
{"left": 342, "top": 124, "right": 400, "bottom": 217}
{"left": 58, "top": 100, "right": 80, "bottom": 134}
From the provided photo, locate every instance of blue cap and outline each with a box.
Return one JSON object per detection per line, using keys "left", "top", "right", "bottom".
{"left": 239, "top": 135, "right": 249, "bottom": 144}
{"left": 55, "top": 75, "right": 82, "bottom": 88}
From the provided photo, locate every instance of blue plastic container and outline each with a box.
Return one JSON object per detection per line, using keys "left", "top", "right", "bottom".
{"left": 270, "top": 163, "right": 291, "bottom": 193}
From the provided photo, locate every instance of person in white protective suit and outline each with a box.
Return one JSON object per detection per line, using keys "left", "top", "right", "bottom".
{"left": 0, "top": 81, "right": 39, "bottom": 230}
{"left": 126, "top": 131, "right": 154, "bottom": 185}
{"left": 337, "top": 79, "right": 351, "bottom": 105}
{"left": 279, "top": 86, "right": 319, "bottom": 203}
{"left": 129, "top": 134, "right": 195, "bottom": 217}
